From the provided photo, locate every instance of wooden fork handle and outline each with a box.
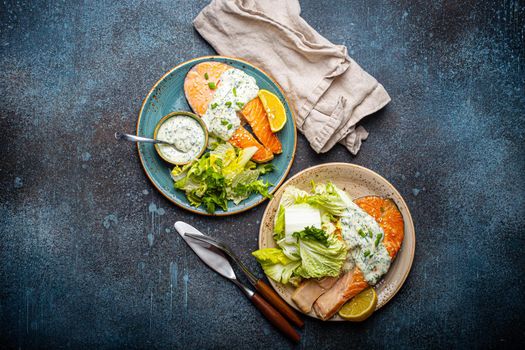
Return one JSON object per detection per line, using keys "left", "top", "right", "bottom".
{"left": 250, "top": 293, "right": 300, "bottom": 343}
{"left": 255, "top": 279, "right": 304, "bottom": 328}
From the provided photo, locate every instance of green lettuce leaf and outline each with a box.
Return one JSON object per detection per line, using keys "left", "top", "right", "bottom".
{"left": 279, "top": 186, "right": 309, "bottom": 208}
{"left": 171, "top": 142, "right": 273, "bottom": 213}
{"left": 273, "top": 205, "right": 286, "bottom": 240}
{"left": 222, "top": 146, "right": 258, "bottom": 179}
{"left": 296, "top": 182, "right": 348, "bottom": 216}
{"left": 257, "top": 163, "right": 275, "bottom": 175}
{"left": 252, "top": 248, "right": 301, "bottom": 284}
{"left": 293, "top": 231, "right": 347, "bottom": 279}
{"left": 254, "top": 227, "right": 347, "bottom": 284}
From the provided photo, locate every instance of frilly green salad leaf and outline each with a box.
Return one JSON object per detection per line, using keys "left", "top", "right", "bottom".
{"left": 252, "top": 182, "right": 351, "bottom": 285}
{"left": 171, "top": 142, "right": 273, "bottom": 213}
{"left": 253, "top": 225, "right": 347, "bottom": 283}
{"left": 252, "top": 248, "right": 301, "bottom": 284}
{"left": 295, "top": 182, "right": 349, "bottom": 216}
{"left": 273, "top": 205, "right": 286, "bottom": 240}
{"left": 293, "top": 227, "right": 347, "bottom": 279}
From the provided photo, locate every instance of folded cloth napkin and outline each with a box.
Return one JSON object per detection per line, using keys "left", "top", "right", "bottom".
{"left": 194, "top": 0, "right": 391, "bottom": 154}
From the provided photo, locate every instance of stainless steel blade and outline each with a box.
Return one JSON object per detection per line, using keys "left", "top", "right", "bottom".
{"left": 174, "top": 221, "right": 236, "bottom": 280}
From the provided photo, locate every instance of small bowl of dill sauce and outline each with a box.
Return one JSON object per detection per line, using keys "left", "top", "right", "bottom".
{"left": 153, "top": 111, "right": 208, "bottom": 165}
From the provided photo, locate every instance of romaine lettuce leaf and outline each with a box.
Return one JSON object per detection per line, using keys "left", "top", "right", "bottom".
{"left": 296, "top": 182, "right": 348, "bottom": 216}
{"left": 293, "top": 232, "right": 347, "bottom": 279}
{"left": 171, "top": 142, "right": 272, "bottom": 213}
{"left": 222, "top": 146, "right": 258, "bottom": 179}
{"left": 273, "top": 205, "right": 286, "bottom": 240}
{"left": 254, "top": 226, "right": 347, "bottom": 284}
{"left": 279, "top": 186, "right": 309, "bottom": 208}
{"left": 252, "top": 248, "right": 301, "bottom": 284}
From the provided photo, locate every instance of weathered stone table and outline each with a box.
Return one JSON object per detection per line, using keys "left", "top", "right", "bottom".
{"left": 1, "top": 1, "right": 523, "bottom": 348}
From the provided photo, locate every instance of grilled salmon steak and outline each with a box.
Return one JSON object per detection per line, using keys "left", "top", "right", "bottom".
{"left": 291, "top": 277, "right": 337, "bottom": 313}
{"left": 354, "top": 197, "right": 404, "bottom": 258}
{"left": 241, "top": 97, "right": 282, "bottom": 154}
{"left": 313, "top": 267, "right": 368, "bottom": 319}
{"left": 184, "top": 61, "right": 231, "bottom": 117}
{"left": 229, "top": 126, "right": 274, "bottom": 163}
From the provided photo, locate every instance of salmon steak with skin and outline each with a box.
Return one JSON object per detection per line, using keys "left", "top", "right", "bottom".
{"left": 313, "top": 267, "right": 368, "bottom": 320}
{"left": 184, "top": 61, "right": 231, "bottom": 117}
{"left": 293, "top": 196, "right": 404, "bottom": 320}
{"left": 291, "top": 277, "right": 338, "bottom": 313}
{"left": 354, "top": 196, "right": 404, "bottom": 259}
{"left": 184, "top": 61, "right": 276, "bottom": 162}
{"left": 229, "top": 126, "right": 274, "bottom": 163}
{"left": 241, "top": 97, "right": 282, "bottom": 154}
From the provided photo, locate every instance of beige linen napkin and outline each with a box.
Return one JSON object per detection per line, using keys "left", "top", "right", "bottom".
{"left": 194, "top": 0, "right": 390, "bottom": 154}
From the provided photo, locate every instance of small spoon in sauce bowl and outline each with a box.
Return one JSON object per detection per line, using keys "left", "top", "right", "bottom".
{"left": 114, "top": 132, "right": 183, "bottom": 152}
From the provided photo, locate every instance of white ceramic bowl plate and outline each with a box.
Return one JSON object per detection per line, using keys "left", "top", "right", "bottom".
{"left": 258, "top": 163, "right": 416, "bottom": 321}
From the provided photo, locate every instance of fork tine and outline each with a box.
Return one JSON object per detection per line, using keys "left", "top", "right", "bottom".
{"left": 187, "top": 233, "right": 228, "bottom": 249}
{"left": 185, "top": 233, "right": 216, "bottom": 245}
{"left": 186, "top": 233, "right": 235, "bottom": 258}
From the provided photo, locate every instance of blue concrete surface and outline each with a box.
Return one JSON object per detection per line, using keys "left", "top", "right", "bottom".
{"left": 0, "top": 0, "right": 524, "bottom": 349}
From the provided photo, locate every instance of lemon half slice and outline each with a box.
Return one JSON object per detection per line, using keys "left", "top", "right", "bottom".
{"left": 257, "top": 89, "right": 287, "bottom": 132}
{"left": 338, "top": 287, "right": 378, "bottom": 321}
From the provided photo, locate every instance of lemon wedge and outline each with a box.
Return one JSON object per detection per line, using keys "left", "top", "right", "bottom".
{"left": 338, "top": 287, "right": 378, "bottom": 321}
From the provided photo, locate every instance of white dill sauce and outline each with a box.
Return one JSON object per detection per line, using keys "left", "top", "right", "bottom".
{"left": 202, "top": 68, "right": 259, "bottom": 140}
{"left": 156, "top": 115, "right": 205, "bottom": 164}
{"left": 336, "top": 189, "right": 392, "bottom": 285}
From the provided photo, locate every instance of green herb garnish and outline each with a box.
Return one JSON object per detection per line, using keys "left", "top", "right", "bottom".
{"left": 369, "top": 229, "right": 373, "bottom": 238}
{"left": 358, "top": 229, "right": 367, "bottom": 238}
{"left": 363, "top": 250, "right": 371, "bottom": 257}
{"left": 293, "top": 226, "right": 329, "bottom": 246}
{"left": 225, "top": 101, "right": 232, "bottom": 107}
{"left": 375, "top": 233, "right": 383, "bottom": 247}
{"left": 221, "top": 119, "right": 229, "bottom": 125}
{"left": 204, "top": 72, "right": 209, "bottom": 80}
{"left": 236, "top": 102, "right": 244, "bottom": 108}
{"left": 208, "top": 82, "right": 216, "bottom": 90}
{"left": 232, "top": 87, "right": 237, "bottom": 96}
{"left": 227, "top": 123, "right": 233, "bottom": 130}
{"left": 211, "top": 103, "right": 218, "bottom": 109}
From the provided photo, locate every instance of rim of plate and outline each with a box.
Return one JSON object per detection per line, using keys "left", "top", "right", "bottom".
{"left": 136, "top": 55, "right": 297, "bottom": 216}
{"left": 258, "top": 162, "right": 416, "bottom": 320}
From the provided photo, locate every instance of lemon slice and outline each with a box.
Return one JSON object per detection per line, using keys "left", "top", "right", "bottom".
{"left": 257, "top": 89, "right": 287, "bottom": 132}
{"left": 338, "top": 287, "right": 378, "bottom": 321}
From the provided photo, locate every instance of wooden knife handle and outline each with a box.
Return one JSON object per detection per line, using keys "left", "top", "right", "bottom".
{"left": 251, "top": 293, "right": 300, "bottom": 343}
{"left": 255, "top": 279, "right": 304, "bottom": 328}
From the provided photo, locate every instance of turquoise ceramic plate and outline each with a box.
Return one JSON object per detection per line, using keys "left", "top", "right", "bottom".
{"left": 137, "top": 56, "right": 297, "bottom": 216}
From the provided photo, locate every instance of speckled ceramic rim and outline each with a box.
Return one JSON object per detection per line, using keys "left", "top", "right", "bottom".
{"left": 152, "top": 111, "right": 209, "bottom": 166}
{"left": 136, "top": 55, "right": 297, "bottom": 216}
{"left": 258, "top": 162, "right": 416, "bottom": 320}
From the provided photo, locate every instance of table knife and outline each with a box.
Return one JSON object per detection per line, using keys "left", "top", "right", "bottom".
{"left": 174, "top": 221, "right": 300, "bottom": 343}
